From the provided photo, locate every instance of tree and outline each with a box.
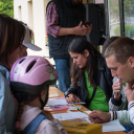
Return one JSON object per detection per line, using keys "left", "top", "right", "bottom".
{"left": 0, "top": 0, "right": 13, "bottom": 18}
{"left": 124, "top": 0, "right": 134, "bottom": 17}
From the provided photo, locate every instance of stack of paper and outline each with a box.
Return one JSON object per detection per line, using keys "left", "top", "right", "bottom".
{"left": 47, "top": 97, "right": 85, "bottom": 106}
{"left": 47, "top": 98, "right": 68, "bottom": 106}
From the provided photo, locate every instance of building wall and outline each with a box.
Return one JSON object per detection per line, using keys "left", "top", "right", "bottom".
{"left": 14, "top": 0, "right": 55, "bottom": 63}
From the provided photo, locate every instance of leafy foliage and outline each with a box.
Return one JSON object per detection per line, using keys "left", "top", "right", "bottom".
{"left": 124, "top": 0, "right": 134, "bottom": 17}
{"left": 0, "top": 0, "right": 13, "bottom": 18}
{"left": 114, "top": 25, "right": 134, "bottom": 38}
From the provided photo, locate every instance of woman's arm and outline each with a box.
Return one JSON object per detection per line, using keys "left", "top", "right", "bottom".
{"left": 65, "top": 84, "right": 80, "bottom": 103}
{"left": 64, "top": 84, "right": 78, "bottom": 97}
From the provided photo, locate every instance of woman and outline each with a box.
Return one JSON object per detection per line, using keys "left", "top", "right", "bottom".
{"left": 0, "top": 14, "right": 25, "bottom": 133}
{"left": 0, "top": 14, "right": 41, "bottom": 134}
{"left": 65, "top": 37, "right": 113, "bottom": 112}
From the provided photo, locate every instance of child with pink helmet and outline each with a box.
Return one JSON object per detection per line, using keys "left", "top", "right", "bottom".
{"left": 10, "top": 56, "right": 67, "bottom": 134}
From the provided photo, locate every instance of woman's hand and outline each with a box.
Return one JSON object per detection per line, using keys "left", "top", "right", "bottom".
{"left": 43, "top": 109, "right": 54, "bottom": 120}
{"left": 66, "top": 93, "right": 80, "bottom": 103}
{"left": 88, "top": 110, "right": 111, "bottom": 123}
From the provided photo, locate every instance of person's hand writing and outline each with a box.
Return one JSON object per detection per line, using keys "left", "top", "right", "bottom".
{"left": 66, "top": 93, "right": 80, "bottom": 103}
{"left": 88, "top": 110, "right": 111, "bottom": 123}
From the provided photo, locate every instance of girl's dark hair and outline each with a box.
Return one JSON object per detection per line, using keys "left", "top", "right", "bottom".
{"left": 15, "top": 85, "right": 49, "bottom": 134}
{"left": 68, "top": 37, "right": 101, "bottom": 88}
{"left": 0, "top": 14, "right": 25, "bottom": 70}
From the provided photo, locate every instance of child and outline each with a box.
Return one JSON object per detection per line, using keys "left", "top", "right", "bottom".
{"left": 10, "top": 56, "right": 67, "bottom": 134}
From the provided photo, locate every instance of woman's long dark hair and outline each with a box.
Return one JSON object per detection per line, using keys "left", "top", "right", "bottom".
{"left": 68, "top": 37, "right": 101, "bottom": 88}
{"left": 0, "top": 14, "right": 25, "bottom": 70}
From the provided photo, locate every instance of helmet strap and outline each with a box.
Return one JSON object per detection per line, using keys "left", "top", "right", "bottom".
{"left": 39, "top": 88, "right": 48, "bottom": 110}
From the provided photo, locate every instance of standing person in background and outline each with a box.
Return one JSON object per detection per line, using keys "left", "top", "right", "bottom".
{"left": 102, "top": 36, "right": 128, "bottom": 111}
{"left": 0, "top": 14, "right": 41, "bottom": 134}
{"left": 46, "top": 0, "right": 92, "bottom": 93}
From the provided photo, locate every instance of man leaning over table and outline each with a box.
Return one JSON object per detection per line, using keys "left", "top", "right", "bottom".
{"left": 46, "top": 0, "right": 92, "bottom": 93}
{"left": 88, "top": 37, "right": 134, "bottom": 134}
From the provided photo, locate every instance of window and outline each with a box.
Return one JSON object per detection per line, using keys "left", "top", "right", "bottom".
{"left": 95, "top": 0, "right": 104, "bottom": 4}
{"left": 124, "top": 0, "right": 134, "bottom": 39}
{"left": 108, "top": 0, "right": 120, "bottom": 37}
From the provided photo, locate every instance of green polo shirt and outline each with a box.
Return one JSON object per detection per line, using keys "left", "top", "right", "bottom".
{"left": 84, "top": 70, "right": 109, "bottom": 112}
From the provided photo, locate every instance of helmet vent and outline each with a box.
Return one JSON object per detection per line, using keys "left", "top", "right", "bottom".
{"left": 26, "top": 61, "right": 36, "bottom": 73}
{"left": 19, "top": 59, "right": 25, "bottom": 64}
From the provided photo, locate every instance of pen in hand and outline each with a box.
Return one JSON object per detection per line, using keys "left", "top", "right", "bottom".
{"left": 77, "top": 108, "right": 90, "bottom": 116}
{"left": 66, "top": 94, "right": 81, "bottom": 104}
{"left": 69, "top": 96, "right": 78, "bottom": 102}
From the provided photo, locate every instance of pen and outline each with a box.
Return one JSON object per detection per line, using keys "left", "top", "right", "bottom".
{"left": 77, "top": 108, "right": 89, "bottom": 116}
{"left": 69, "top": 96, "right": 78, "bottom": 102}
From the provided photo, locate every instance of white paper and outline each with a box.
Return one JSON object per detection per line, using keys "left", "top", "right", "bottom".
{"left": 69, "top": 111, "right": 91, "bottom": 119}
{"left": 53, "top": 111, "right": 90, "bottom": 121}
{"left": 68, "top": 106, "right": 82, "bottom": 110}
{"left": 47, "top": 99, "right": 85, "bottom": 106}
{"left": 102, "top": 120, "right": 125, "bottom": 132}
{"left": 53, "top": 112, "right": 74, "bottom": 120}
{"left": 49, "top": 93, "right": 60, "bottom": 98}
{"left": 47, "top": 99, "right": 68, "bottom": 106}
{"left": 53, "top": 111, "right": 125, "bottom": 132}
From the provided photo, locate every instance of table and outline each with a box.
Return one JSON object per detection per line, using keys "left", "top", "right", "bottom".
{"left": 49, "top": 87, "right": 126, "bottom": 134}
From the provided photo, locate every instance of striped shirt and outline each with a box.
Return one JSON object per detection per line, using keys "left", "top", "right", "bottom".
{"left": 110, "top": 101, "right": 134, "bottom": 126}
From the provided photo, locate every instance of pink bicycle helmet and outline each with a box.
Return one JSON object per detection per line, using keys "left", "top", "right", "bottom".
{"left": 10, "top": 56, "right": 58, "bottom": 97}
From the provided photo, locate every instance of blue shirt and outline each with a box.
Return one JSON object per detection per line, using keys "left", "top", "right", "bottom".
{"left": 0, "top": 65, "right": 15, "bottom": 134}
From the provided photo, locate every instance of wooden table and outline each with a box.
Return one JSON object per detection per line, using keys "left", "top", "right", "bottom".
{"left": 49, "top": 87, "right": 126, "bottom": 134}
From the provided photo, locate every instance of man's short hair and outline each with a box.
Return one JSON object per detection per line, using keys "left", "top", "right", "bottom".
{"left": 104, "top": 37, "right": 134, "bottom": 64}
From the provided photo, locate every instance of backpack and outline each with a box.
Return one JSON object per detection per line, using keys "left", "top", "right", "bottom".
{"left": 20, "top": 113, "right": 49, "bottom": 134}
